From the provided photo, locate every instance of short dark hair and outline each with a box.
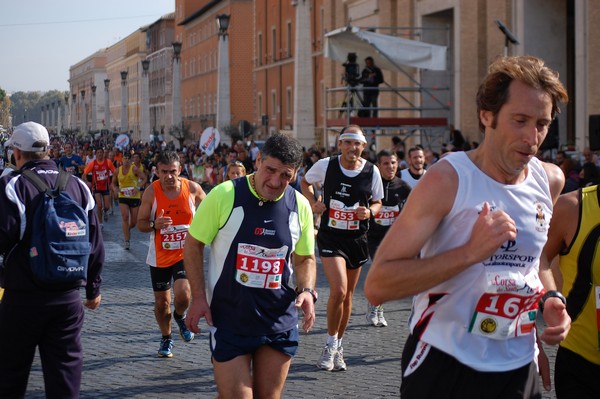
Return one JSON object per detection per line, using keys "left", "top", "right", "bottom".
{"left": 156, "top": 150, "right": 180, "bottom": 166}
{"left": 376, "top": 149, "right": 396, "bottom": 163}
{"left": 260, "top": 133, "right": 303, "bottom": 168}
{"left": 408, "top": 147, "right": 424, "bottom": 157}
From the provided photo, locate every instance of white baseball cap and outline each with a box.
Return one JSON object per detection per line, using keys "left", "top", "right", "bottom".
{"left": 6, "top": 122, "right": 49, "bottom": 152}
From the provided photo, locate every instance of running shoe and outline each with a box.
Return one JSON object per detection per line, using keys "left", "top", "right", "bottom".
{"left": 175, "top": 316, "right": 195, "bottom": 342}
{"left": 366, "top": 304, "right": 378, "bottom": 326}
{"left": 317, "top": 345, "right": 336, "bottom": 371}
{"left": 376, "top": 306, "right": 388, "bottom": 327}
{"left": 124, "top": 241, "right": 130, "bottom": 250}
{"left": 333, "top": 346, "right": 347, "bottom": 371}
{"left": 157, "top": 338, "right": 174, "bottom": 358}
{"left": 103, "top": 210, "right": 109, "bottom": 222}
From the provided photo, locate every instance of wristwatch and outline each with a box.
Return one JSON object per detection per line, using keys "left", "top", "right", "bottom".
{"left": 149, "top": 220, "right": 155, "bottom": 230}
{"left": 296, "top": 287, "right": 318, "bottom": 303}
{"left": 538, "top": 290, "right": 566, "bottom": 313}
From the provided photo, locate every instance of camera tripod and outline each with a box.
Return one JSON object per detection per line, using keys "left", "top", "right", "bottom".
{"left": 338, "top": 86, "right": 364, "bottom": 117}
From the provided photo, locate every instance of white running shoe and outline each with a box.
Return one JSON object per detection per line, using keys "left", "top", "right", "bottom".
{"left": 317, "top": 345, "right": 336, "bottom": 371}
{"left": 376, "top": 306, "right": 388, "bottom": 327}
{"left": 366, "top": 304, "right": 378, "bottom": 326}
{"left": 333, "top": 346, "right": 347, "bottom": 371}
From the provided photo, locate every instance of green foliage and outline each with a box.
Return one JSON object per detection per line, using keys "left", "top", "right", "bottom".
{"left": 169, "top": 123, "right": 194, "bottom": 148}
{"left": 221, "top": 124, "right": 242, "bottom": 144}
{"left": 9, "top": 90, "right": 69, "bottom": 125}
{"left": 0, "top": 87, "right": 10, "bottom": 129}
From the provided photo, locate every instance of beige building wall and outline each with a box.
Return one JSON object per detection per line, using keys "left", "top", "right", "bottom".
{"left": 68, "top": 49, "right": 107, "bottom": 134}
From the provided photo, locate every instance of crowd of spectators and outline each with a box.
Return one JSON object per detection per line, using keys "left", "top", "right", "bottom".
{"left": 2, "top": 130, "right": 599, "bottom": 195}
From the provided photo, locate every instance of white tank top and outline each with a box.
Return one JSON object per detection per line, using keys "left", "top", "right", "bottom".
{"left": 409, "top": 152, "right": 552, "bottom": 372}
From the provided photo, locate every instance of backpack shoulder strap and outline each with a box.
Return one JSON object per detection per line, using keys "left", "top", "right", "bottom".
{"left": 55, "top": 169, "right": 70, "bottom": 192}
{"left": 21, "top": 169, "right": 51, "bottom": 193}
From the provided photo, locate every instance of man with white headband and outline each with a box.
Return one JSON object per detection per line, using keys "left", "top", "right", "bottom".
{"left": 301, "top": 124, "right": 383, "bottom": 372}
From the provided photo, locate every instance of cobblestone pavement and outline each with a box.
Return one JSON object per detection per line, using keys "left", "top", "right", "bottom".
{"left": 23, "top": 210, "right": 559, "bottom": 398}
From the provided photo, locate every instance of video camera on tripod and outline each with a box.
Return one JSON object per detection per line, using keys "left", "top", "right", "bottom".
{"left": 342, "top": 52, "right": 360, "bottom": 87}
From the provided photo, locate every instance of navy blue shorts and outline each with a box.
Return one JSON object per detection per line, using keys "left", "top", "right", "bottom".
{"left": 209, "top": 326, "right": 299, "bottom": 363}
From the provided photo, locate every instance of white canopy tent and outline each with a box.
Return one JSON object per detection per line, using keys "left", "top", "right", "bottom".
{"left": 324, "top": 26, "right": 447, "bottom": 72}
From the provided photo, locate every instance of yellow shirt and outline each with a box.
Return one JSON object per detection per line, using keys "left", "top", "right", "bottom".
{"left": 560, "top": 185, "right": 600, "bottom": 365}
{"left": 117, "top": 165, "right": 142, "bottom": 199}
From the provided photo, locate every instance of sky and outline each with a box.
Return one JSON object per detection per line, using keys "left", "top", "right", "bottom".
{"left": 0, "top": 0, "right": 174, "bottom": 94}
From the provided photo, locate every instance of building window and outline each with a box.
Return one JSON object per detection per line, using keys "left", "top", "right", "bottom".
{"left": 271, "top": 27, "right": 277, "bottom": 62}
{"left": 271, "top": 90, "right": 277, "bottom": 119}
{"left": 320, "top": 81, "right": 325, "bottom": 117}
{"left": 257, "top": 32, "right": 263, "bottom": 66}
{"left": 286, "top": 87, "right": 292, "bottom": 118}
{"left": 287, "top": 21, "right": 292, "bottom": 58}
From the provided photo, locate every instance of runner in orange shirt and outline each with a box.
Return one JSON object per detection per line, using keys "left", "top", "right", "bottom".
{"left": 138, "top": 150, "right": 206, "bottom": 358}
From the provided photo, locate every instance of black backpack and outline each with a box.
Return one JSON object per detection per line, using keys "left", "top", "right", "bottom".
{"left": 20, "top": 169, "right": 91, "bottom": 286}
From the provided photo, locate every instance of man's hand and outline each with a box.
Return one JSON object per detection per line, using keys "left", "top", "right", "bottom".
{"left": 540, "top": 297, "right": 571, "bottom": 345}
{"left": 295, "top": 293, "right": 316, "bottom": 333}
{"left": 310, "top": 200, "right": 326, "bottom": 216}
{"left": 466, "top": 202, "right": 517, "bottom": 265}
{"left": 185, "top": 298, "right": 213, "bottom": 334}
{"left": 84, "top": 295, "right": 101, "bottom": 310}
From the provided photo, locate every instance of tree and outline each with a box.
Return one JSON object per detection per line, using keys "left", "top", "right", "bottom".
{"left": 9, "top": 90, "right": 68, "bottom": 127}
{"left": 221, "top": 124, "right": 243, "bottom": 146}
{"left": 169, "top": 123, "right": 194, "bottom": 149}
{"left": 0, "top": 88, "right": 11, "bottom": 129}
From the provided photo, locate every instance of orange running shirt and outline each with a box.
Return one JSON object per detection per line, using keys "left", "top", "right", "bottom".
{"left": 146, "top": 178, "right": 196, "bottom": 267}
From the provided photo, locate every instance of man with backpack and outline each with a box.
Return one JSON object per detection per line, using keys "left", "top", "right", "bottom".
{"left": 0, "top": 122, "right": 104, "bottom": 398}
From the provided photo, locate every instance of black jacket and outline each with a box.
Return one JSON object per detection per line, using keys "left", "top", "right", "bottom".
{"left": 0, "top": 160, "right": 103, "bottom": 300}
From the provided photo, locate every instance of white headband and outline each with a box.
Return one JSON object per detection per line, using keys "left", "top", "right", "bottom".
{"left": 339, "top": 132, "right": 367, "bottom": 144}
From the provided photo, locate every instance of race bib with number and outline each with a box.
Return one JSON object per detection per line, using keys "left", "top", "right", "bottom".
{"left": 468, "top": 271, "right": 543, "bottom": 340}
{"left": 159, "top": 224, "right": 189, "bottom": 250}
{"left": 374, "top": 205, "right": 399, "bottom": 227}
{"left": 327, "top": 199, "right": 359, "bottom": 230}
{"left": 121, "top": 187, "right": 135, "bottom": 197}
{"left": 235, "top": 243, "right": 288, "bottom": 289}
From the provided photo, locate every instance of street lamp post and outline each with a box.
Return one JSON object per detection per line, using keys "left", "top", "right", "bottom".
{"left": 64, "top": 94, "right": 70, "bottom": 130}
{"left": 80, "top": 90, "right": 87, "bottom": 133}
{"left": 91, "top": 85, "right": 97, "bottom": 132}
{"left": 141, "top": 59, "right": 151, "bottom": 143}
{"left": 57, "top": 100, "right": 62, "bottom": 135}
{"left": 120, "top": 70, "right": 128, "bottom": 133}
{"left": 292, "top": 0, "right": 315, "bottom": 148}
{"left": 171, "top": 42, "right": 182, "bottom": 140}
{"left": 72, "top": 94, "right": 77, "bottom": 132}
{"left": 216, "top": 14, "right": 231, "bottom": 134}
{"left": 104, "top": 79, "right": 110, "bottom": 133}
{"left": 51, "top": 102, "right": 55, "bottom": 131}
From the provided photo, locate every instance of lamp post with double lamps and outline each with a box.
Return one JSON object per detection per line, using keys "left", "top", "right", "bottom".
{"left": 216, "top": 14, "right": 231, "bottom": 133}
{"left": 91, "top": 85, "right": 97, "bottom": 132}
{"left": 171, "top": 41, "right": 182, "bottom": 137}
{"left": 141, "top": 59, "right": 151, "bottom": 143}
{"left": 80, "top": 90, "right": 86, "bottom": 133}
{"left": 104, "top": 79, "right": 110, "bottom": 133}
{"left": 120, "top": 70, "right": 128, "bottom": 133}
